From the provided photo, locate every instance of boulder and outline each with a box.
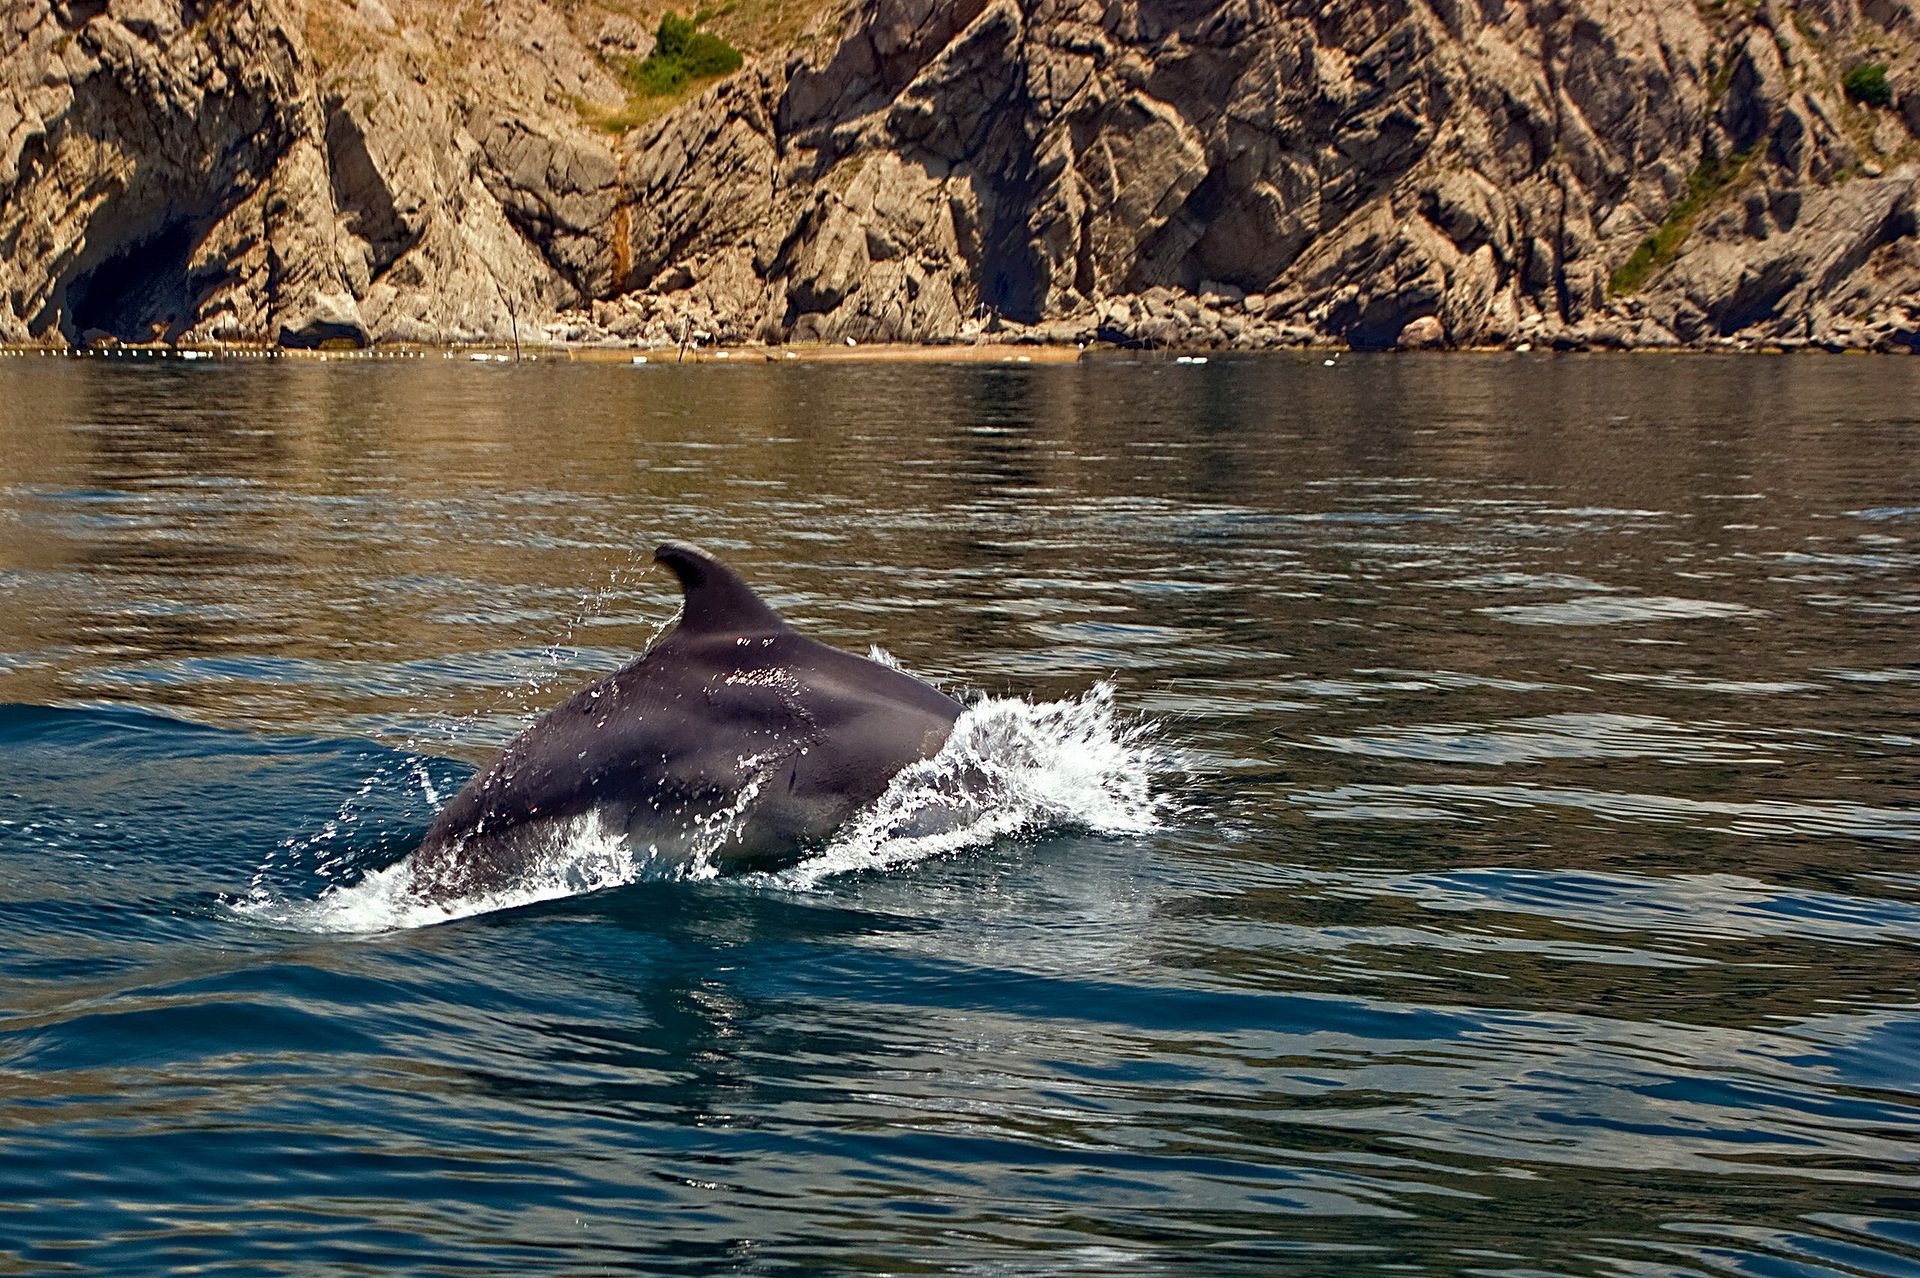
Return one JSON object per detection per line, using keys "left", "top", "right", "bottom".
{"left": 276, "top": 290, "right": 368, "bottom": 348}
{"left": 1395, "top": 315, "right": 1446, "bottom": 350}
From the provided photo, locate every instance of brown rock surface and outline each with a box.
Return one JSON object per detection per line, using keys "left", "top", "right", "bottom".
{"left": 3, "top": 0, "right": 1917, "bottom": 350}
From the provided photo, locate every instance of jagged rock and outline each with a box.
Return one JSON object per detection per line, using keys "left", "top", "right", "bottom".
{"left": 592, "top": 13, "right": 654, "bottom": 63}
{"left": 0, "top": 0, "right": 615, "bottom": 346}
{"left": 1656, "top": 169, "right": 1920, "bottom": 340}
{"left": 3, "top": 0, "right": 1918, "bottom": 349}
{"left": 472, "top": 114, "right": 620, "bottom": 299}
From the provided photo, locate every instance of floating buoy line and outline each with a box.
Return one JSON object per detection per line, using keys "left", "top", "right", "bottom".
{"left": 0, "top": 346, "right": 570, "bottom": 362}
{"left": 0, "top": 342, "right": 1106, "bottom": 364}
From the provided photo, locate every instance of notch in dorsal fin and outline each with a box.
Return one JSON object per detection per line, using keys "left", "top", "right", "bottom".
{"left": 653, "top": 541, "right": 790, "bottom": 636}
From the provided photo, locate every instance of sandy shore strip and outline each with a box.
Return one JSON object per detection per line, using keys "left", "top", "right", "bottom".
{"left": 578, "top": 341, "right": 1087, "bottom": 364}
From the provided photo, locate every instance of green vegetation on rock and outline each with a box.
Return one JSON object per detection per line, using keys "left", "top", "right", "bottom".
{"left": 1842, "top": 62, "right": 1892, "bottom": 108}
{"left": 1609, "top": 148, "right": 1756, "bottom": 296}
{"left": 627, "top": 13, "right": 743, "bottom": 97}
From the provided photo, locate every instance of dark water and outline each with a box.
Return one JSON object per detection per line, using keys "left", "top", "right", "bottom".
{"left": 1, "top": 353, "right": 1916, "bottom": 1275}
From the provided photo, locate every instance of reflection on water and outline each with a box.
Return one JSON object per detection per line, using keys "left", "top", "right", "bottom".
{"left": 0, "top": 354, "right": 1917, "bottom": 1275}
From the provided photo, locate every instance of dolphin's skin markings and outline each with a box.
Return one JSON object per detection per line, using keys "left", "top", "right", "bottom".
{"left": 407, "top": 542, "right": 965, "bottom": 898}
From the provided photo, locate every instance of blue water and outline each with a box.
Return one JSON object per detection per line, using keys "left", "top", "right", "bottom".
{"left": 1, "top": 353, "right": 1917, "bottom": 1274}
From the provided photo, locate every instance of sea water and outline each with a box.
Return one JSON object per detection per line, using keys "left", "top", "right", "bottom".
{"left": 1, "top": 353, "right": 1916, "bottom": 1275}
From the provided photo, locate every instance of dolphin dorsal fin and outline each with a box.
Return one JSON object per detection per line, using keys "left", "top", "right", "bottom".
{"left": 654, "top": 541, "right": 790, "bottom": 637}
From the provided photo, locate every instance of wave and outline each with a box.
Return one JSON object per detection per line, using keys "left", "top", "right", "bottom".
{"left": 238, "top": 681, "right": 1172, "bottom": 933}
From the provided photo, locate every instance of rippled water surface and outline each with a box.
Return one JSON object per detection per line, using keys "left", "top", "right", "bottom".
{"left": 2, "top": 354, "right": 1916, "bottom": 1275}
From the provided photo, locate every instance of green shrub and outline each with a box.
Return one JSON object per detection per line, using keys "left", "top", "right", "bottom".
{"left": 656, "top": 12, "right": 698, "bottom": 56}
{"left": 681, "top": 30, "right": 742, "bottom": 77}
{"left": 1843, "top": 62, "right": 1892, "bottom": 108}
{"left": 627, "top": 12, "right": 743, "bottom": 97}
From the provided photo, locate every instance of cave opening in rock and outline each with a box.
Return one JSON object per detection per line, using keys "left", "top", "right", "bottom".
{"left": 65, "top": 219, "right": 201, "bottom": 344}
{"left": 979, "top": 236, "right": 1042, "bottom": 325}
{"left": 976, "top": 174, "right": 1045, "bottom": 326}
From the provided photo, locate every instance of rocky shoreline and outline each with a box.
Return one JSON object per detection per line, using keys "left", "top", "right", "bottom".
{"left": 537, "top": 284, "right": 1920, "bottom": 355}
{"left": 9, "top": 331, "right": 1911, "bottom": 361}
{"left": 6, "top": 0, "right": 1919, "bottom": 354}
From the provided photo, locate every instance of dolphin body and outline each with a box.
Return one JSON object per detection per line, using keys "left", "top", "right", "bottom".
{"left": 407, "top": 542, "right": 965, "bottom": 898}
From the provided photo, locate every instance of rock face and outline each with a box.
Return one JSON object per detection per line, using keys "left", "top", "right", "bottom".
{"left": 1, "top": 0, "right": 628, "bottom": 347}
{"left": 3, "top": 0, "right": 1918, "bottom": 350}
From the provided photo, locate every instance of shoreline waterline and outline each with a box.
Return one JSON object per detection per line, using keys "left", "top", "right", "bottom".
{"left": 0, "top": 340, "right": 1909, "bottom": 363}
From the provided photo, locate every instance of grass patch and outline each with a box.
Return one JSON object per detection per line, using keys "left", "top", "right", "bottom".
{"left": 576, "top": 92, "right": 681, "bottom": 134}
{"left": 1609, "top": 148, "right": 1756, "bottom": 296}
{"left": 1843, "top": 62, "right": 1892, "bottom": 108}
{"left": 625, "top": 12, "right": 743, "bottom": 97}
{"left": 704, "top": 0, "right": 839, "bottom": 53}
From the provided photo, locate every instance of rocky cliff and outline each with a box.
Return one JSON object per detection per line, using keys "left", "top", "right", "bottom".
{"left": 5, "top": 0, "right": 1918, "bottom": 351}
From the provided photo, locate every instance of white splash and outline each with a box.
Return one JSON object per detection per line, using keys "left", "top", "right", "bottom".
{"left": 242, "top": 681, "right": 1172, "bottom": 933}
{"left": 237, "top": 808, "right": 638, "bottom": 932}
{"left": 763, "top": 681, "right": 1169, "bottom": 890}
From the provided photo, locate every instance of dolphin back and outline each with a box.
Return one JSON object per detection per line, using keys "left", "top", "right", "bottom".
{"left": 408, "top": 543, "right": 964, "bottom": 898}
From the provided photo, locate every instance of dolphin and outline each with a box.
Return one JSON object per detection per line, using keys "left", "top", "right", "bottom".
{"left": 406, "top": 541, "right": 965, "bottom": 898}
